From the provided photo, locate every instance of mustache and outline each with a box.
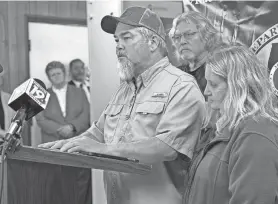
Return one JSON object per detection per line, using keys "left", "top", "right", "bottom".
{"left": 116, "top": 50, "right": 127, "bottom": 58}
{"left": 179, "top": 46, "right": 190, "bottom": 51}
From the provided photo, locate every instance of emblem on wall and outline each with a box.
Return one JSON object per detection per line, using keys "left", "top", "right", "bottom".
{"left": 250, "top": 24, "right": 278, "bottom": 96}
{"left": 270, "top": 63, "right": 278, "bottom": 96}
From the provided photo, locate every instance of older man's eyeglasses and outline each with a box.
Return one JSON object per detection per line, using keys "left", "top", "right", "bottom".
{"left": 172, "top": 31, "right": 198, "bottom": 42}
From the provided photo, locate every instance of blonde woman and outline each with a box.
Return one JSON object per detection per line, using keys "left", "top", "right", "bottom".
{"left": 184, "top": 44, "right": 278, "bottom": 204}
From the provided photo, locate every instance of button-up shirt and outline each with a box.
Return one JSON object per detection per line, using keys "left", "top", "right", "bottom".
{"left": 52, "top": 84, "right": 67, "bottom": 117}
{"left": 86, "top": 57, "right": 206, "bottom": 204}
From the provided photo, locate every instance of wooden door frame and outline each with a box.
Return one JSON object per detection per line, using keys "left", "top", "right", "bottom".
{"left": 24, "top": 15, "right": 87, "bottom": 146}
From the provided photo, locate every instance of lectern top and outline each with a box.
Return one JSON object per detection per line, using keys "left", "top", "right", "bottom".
{"left": 5, "top": 145, "right": 151, "bottom": 175}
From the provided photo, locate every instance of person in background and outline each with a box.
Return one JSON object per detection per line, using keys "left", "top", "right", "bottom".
{"left": 169, "top": 11, "right": 222, "bottom": 95}
{"left": 36, "top": 61, "right": 90, "bottom": 143}
{"left": 169, "top": 11, "right": 224, "bottom": 130}
{"left": 36, "top": 61, "right": 92, "bottom": 204}
{"left": 183, "top": 43, "right": 278, "bottom": 204}
{"left": 0, "top": 72, "right": 15, "bottom": 137}
{"left": 39, "top": 6, "right": 206, "bottom": 204}
{"left": 68, "top": 59, "right": 90, "bottom": 103}
{"left": 85, "top": 66, "right": 90, "bottom": 84}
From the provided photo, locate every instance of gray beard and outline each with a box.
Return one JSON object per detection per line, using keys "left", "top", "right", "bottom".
{"left": 117, "top": 59, "right": 134, "bottom": 82}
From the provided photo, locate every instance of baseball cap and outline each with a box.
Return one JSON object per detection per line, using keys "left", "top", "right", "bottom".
{"left": 101, "top": 6, "right": 166, "bottom": 41}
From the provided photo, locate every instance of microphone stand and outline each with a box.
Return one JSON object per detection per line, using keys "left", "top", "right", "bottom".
{"left": 0, "top": 106, "right": 27, "bottom": 204}
{"left": 1, "top": 105, "right": 27, "bottom": 159}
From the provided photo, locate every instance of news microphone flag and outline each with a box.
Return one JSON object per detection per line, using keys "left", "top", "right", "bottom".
{"left": 8, "top": 78, "right": 50, "bottom": 120}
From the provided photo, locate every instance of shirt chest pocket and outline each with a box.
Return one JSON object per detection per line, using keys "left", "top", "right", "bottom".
{"left": 104, "top": 104, "right": 123, "bottom": 142}
{"left": 134, "top": 101, "right": 165, "bottom": 132}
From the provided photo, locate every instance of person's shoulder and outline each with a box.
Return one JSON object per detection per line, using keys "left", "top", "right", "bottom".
{"left": 68, "top": 85, "right": 89, "bottom": 103}
{"left": 47, "top": 87, "right": 55, "bottom": 96}
{"left": 107, "top": 81, "right": 129, "bottom": 104}
{"left": 235, "top": 116, "right": 278, "bottom": 145}
{"left": 164, "top": 64, "right": 196, "bottom": 82}
{"left": 163, "top": 64, "right": 202, "bottom": 94}
{"left": 68, "top": 84, "right": 82, "bottom": 93}
{"left": 239, "top": 116, "right": 277, "bottom": 132}
{"left": 163, "top": 64, "right": 201, "bottom": 90}
{"left": 1, "top": 91, "right": 11, "bottom": 105}
{"left": 1, "top": 91, "right": 11, "bottom": 98}
{"left": 68, "top": 80, "right": 75, "bottom": 86}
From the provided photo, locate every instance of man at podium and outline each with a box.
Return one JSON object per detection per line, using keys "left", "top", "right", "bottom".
{"left": 40, "top": 6, "right": 206, "bottom": 204}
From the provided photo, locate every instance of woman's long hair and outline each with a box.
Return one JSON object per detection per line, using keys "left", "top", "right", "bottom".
{"left": 206, "top": 43, "right": 278, "bottom": 132}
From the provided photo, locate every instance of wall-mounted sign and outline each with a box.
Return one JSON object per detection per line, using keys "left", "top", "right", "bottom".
{"left": 123, "top": 1, "right": 183, "bottom": 18}
{"left": 270, "top": 62, "right": 278, "bottom": 96}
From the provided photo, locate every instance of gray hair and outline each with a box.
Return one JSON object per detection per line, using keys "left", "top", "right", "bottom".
{"left": 135, "top": 27, "right": 168, "bottom": 57}
{"left": 169, "top": 11, "right": 221, "bottom": 52}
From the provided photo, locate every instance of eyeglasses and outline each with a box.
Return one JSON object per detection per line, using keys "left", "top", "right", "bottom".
{"left": 172, "top": 31, "right": 198, "bottom": 42}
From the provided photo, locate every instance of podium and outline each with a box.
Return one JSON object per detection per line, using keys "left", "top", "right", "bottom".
{"left": 0, "top": 145, "right": 151, "bottom": 204}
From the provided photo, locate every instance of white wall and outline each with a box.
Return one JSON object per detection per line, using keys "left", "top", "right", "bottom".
{"left": 86, "top": 0, "right": 122, "bottom": 203}
{"left": 29, "top": 23, "right": 89, "bottom": 89}
{"left": 29, "top": 22, "right": 89, "bottom": 146}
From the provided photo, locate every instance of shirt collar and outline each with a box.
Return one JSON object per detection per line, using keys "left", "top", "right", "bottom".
{"left": 72, "top": 80, "right": 82, "bottom": 87}
{"left": 52, "top": 84, "right": 67, "bottom": 92}
{"left": 139, "top": 57, "right": 170, "bottom": 87}
{"left": 188, "top": 51, "right": 208, "bottom": 72}
{"left": 72, "top": 79, "right": 89, "bottom": 88}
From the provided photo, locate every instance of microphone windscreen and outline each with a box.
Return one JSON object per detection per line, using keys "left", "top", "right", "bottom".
{"left": 8, "top": 78, "right": 50, "bottom": 120}
{"left": 34, "top": 78, "right": 46, "bottom": 90}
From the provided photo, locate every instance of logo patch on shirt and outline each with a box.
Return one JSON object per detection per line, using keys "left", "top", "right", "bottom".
{"left": 152, "top": 92, "right": 168, "bottom": 98}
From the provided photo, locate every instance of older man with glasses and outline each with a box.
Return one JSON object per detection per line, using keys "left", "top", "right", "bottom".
{"left": 169, "top": 11, "right": 222, "bottom": 95}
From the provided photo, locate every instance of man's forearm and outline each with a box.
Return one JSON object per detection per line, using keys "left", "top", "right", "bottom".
{"left": 104, "top": 137, "right": 178, "bottom": 164}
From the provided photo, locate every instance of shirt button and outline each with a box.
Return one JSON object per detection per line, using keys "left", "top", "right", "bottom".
{"left": 125, "top": 115, "right": 130, "bottom": 120}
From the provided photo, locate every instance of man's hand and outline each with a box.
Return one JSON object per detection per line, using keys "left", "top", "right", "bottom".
{"left": 38, "top": 135, "right": 82, "bottom": 149}
{"left": 38, "top": 139, "right": 67, "bottom": 149}
{"left": 59, "top": 136, "right": 106, "bottom": 154}
{"left": 57, "top": 125, "right": 74, "bottom": 138}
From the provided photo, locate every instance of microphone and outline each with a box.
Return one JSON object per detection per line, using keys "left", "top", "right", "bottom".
{"left": 8, "top": 78, "right": 50, "bottom": 121}
{"left": 3, "top": 78, "right": 50, "bottom": 152}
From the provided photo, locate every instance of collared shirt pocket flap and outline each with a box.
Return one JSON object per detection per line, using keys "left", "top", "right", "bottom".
{"left": 136, "top": 101, "right": 164, "bottom": 115}
{"left": 104, "top": 104, "right": 123, "bottom": 116}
